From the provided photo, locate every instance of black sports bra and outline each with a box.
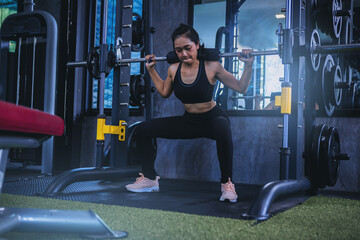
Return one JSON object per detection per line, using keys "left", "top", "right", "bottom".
{"left": 173, "top": 60, "right": 214, "bottom": 104}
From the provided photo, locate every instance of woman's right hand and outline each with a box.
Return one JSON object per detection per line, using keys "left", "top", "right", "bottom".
{"left": 145, "top": 54, "right": 156, "bottom": 69}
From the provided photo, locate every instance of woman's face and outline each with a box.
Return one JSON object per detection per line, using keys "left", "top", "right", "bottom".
{"left": 174, "top": 35, "right": 199, "bottom": 65}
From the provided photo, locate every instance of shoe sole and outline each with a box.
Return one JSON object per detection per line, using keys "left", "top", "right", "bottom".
{"left": 219, "top": 197, "right": 237, "bottom": 203}
{"left": 126, "top": 187, "right": 159, "bottom": 193}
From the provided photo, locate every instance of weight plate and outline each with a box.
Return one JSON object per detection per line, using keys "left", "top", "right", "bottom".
{"left": 87, "top": 47, "right": 101, "bottom": 79}
{"left": 321, "top": 54, "right": 336, "bottom": 116}
{"left": 132, "top": 13, "right": 145, "bottom": 52}
{"left": 328, "top": 65, "right": 342, "bottom": 106}
{"left": 340, "top": 18, "right": 351, "bottom": 45}
{"left": 331, "top": 0, "right": 343, "bottom": 39}
{"left": 316, "top": 0, "right": 342, "bottom": 39}
{"left": 341, "top": 81, "right": 356, "bottom": 109}
{"left": 323, "top": 127, "right": 340, "bottom": 186}
{"left": 129, "top": 74, "right": 145, "bottom": 107}
{"left": 310, "top": 29, "right": 322, "bottom": 72}
{"left": 86, "top": 47, "right": 111, "bottom": 79}
{"left": 311, "top": 124, "right": 328, "bottom": 188}
{"left": 354, "top": 83, "right": 360, "bottom": 109}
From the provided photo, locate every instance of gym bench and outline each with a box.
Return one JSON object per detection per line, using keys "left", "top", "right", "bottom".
{"left": 0, "top": 100, "right": 127, "bottom": 238}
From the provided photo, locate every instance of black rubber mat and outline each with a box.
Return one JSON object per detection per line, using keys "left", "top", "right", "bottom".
{"left": 2, "top": 165, "right": 314, "bottom": 220}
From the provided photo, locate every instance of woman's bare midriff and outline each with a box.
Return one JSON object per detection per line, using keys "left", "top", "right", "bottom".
{"left": 183, "top": 100, "right": 216, "bottom": 113}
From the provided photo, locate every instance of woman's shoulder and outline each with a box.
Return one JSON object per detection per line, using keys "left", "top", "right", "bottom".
{"left": 168, "top": 62, "right": 180, "bottom": 70}
{"left": 204, "top": 60, "right": 222, "bottom": 69}
{"left": 168, "top": 62, "right": 180, "bottom": 76}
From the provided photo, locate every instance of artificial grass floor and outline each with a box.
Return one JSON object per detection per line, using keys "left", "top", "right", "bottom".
{"left": 0, "top": 193, "right": 359, "bottom": 240}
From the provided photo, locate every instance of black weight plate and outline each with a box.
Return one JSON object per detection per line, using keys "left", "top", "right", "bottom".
{"left": 340, "top": 82, "right": 355, "bottom": 109}
{"left": 310, "top": 29, "right": 322, "bottom": 72}
{"left": 129, "top": 75, "right": 137, "bottom": 107}
{"left": 87, "top": 47, "right": 101, "bottom": 79}
{"left": 316, "top": 0, "right": 342, "bottom": 39}
{"left": 134, "top": 76, "right": 145, "bottom": 106}
{"left": 86, "top": 47, "right": 111, "bottom": 79}
{"left": 311, "top": 124, "right": 328, "bottom": 188}
{"left": 323, "top": 127, "right": 340, "bottom": 186}
{"left": 328, "top": 65, "right": 342, "bottom": 106}
{"left": 321, "top": 54, "right": 336, "bottom": 116}
{"left": 129, "top": 75, "right": 145, "bottom": 107}
{"left": 132, "top": 13, "right": 144, "bottom": 52}
{"left": 354, "top": 83, "right": 360, "bottom": 109}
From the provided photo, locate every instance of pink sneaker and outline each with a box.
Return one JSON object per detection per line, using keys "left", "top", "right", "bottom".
{"left": 125, "top": 173, "right": 160, "bottom": 193}
{"left": 219, "top": 178, "right": 238, "bottom": 203}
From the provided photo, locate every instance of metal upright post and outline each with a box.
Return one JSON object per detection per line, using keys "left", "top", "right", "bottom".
{"left": 221, "top": 0, "right": 236, "bottom": 110}
{"left": 23, "top": 0, "right": 34, "bottom": 12}
{"left": 96, "top": 0, "right": 109, "bottom": 167}
{"left": 279, "top": 0, "right": 293, "bottom": 180}
{"left": 144, "top": 0, "right": 154, "bottom": 120}
{"left": 304, "top": 0, "right": 318, "bottom": 181}
{"left": 243, "top": 0, "right": 311, "bottom": 220}
{"left": 110, "top": 0, "right": 132, "bottom": 168}
{"left": 287, "top": 0, "right": 306, "bottom": 179}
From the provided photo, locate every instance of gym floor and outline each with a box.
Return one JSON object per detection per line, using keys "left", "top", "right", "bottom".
{"left": 4, "top": 163, "right": 360, "bottom": 220}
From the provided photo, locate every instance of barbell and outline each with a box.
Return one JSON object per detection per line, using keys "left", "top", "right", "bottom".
{"left": 67, "top": 40, "right": 360, "bottom": 79}
{"left": 66, "top": 49, "right": 280, "bottom": 71}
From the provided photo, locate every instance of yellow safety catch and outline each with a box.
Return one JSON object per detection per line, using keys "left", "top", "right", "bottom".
{"left": 274, "top": 83, "right": 292, "bottom": 115}
{"left": 96, "top": 118, "right": 126, "bottom": 141}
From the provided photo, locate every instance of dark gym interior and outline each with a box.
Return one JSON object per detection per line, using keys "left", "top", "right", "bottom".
{"left": 0, "top": 0, "right": 359, "bottom": 239}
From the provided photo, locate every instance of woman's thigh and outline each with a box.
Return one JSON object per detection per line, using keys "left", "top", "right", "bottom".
{"left": 136, "top": 116, "right": 208, "bottom": 139}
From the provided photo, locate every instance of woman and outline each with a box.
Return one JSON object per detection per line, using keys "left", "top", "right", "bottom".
{"left": 125, "top": 24, "right": 254, "bottom": 203}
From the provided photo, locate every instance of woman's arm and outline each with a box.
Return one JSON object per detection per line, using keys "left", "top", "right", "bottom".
{"left": 145, "top": 55, "right": 175, "bottom": 98}
{"left": 214, "top": 49, "right": 254, "bottom": 94}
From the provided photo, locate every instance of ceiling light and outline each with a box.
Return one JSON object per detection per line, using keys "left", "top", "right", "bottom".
{"left": 275, "top": 14, "right": 285, "bottom": 19}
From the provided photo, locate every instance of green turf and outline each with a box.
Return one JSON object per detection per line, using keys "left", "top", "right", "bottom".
{"left": 0, "top": 194, "right": 359, "bottom": 240}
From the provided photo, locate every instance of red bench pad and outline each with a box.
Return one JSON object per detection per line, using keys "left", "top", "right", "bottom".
{"left": 0, "top": 100, "right": 64, "bottom": 136}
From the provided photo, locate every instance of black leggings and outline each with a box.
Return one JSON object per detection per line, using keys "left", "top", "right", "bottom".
{"left": 135, "top": 105, "right": 233, "bottom": 183}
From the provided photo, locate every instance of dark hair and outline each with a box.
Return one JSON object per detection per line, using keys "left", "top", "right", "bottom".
{"left": 171, "top": 24, "right": 205, "bottom": 59}
{"left": 171, "top": 24, "right": 200, "bottom": 45}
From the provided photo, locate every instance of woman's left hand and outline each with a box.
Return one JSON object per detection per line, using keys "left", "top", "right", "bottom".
{"left": 238, "top": 49, "right": 254, "bottom": 65}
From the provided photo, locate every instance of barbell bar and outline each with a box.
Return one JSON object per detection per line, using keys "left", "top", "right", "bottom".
{"left": 66, "top": 49, "right": 280, "bottom": 68}
{"left": 66, "top": 43, "right": 360, "bottom": 69}
{"left": 115, "top": 50, "right": 282, "bottom": 64}
{"left": 312, "top": 43, "right": 360, "bottom": 54}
